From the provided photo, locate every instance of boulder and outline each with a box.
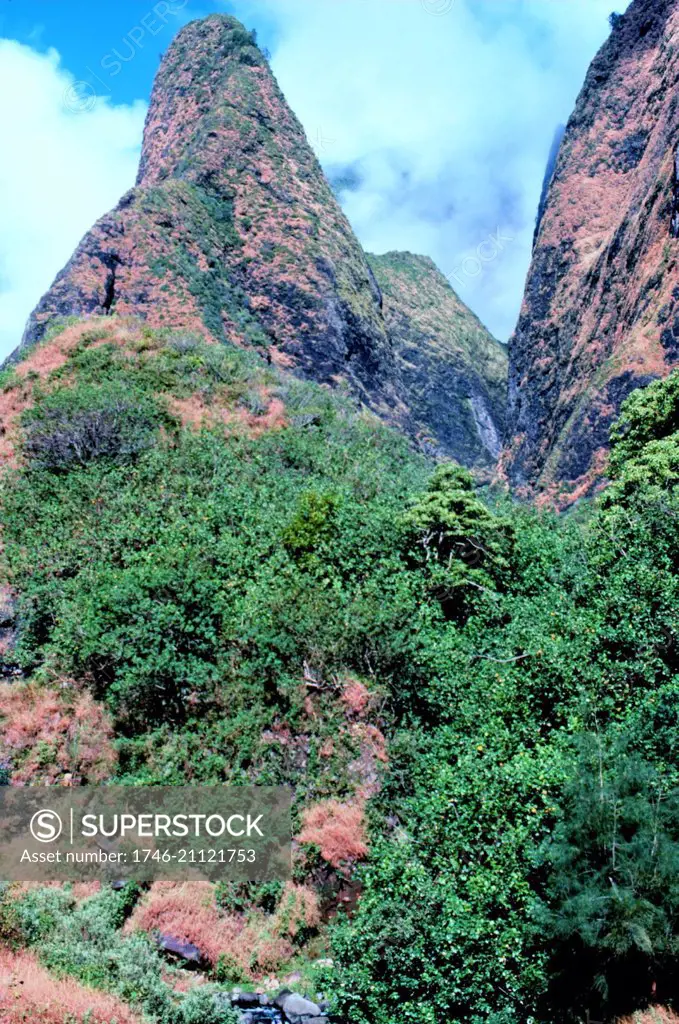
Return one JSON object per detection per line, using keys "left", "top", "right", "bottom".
{"left": 231, "top": 992, "right": 270, "bottom": 1009}
{"left": 273, "top": 990, "right": 328, "bottom": 1023}
{"left": 156, "top": 932, "right": 203, "bottom": 967}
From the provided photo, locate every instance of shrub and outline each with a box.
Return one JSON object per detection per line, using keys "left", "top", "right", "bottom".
{"left": 273, "top": 882, "right": 321, "bottom": 940}
{"left": 0, "top": 682, "right": 117, "bottom": 784}
{"left": 215, "top": 880, "right": 284, "bottom": 915}
{"left": 298, "top": 800, "right": 368, "bottom": 869}
{"left": 240, "top": 389, "right": 269, "bottom": 416}
{"left": 167, "top": 332, "right": 202, "bottom": 354}
{"left": 13, "top": 885, "right": 75, "bottom": 945}
{"left": 0, "top": 882, "right": 19, "bottom": 944}
{"left": 176, "top": 986, "right": 238, "bottom": 1024}
{"left": 401, "top": 462, "right": 513, "bottom": 618}
{"left": 22, "top": 382, "right": 163, "bottom": 471}
{"left": 282, "top": 490, "right": 340, "bottom": 564}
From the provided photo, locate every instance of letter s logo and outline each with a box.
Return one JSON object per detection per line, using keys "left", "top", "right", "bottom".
{"left": 30, "top": 809, "right": 63, "bottom": 843}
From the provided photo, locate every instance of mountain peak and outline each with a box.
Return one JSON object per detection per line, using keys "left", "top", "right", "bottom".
{"left": 18, "top": 14, "right": 396, "bottom": 405}
{"left": 14, "top": 15, "right": 506, "bottom": 468}
{"left": 137, "top": 16, "right": 272, "bottom": 188}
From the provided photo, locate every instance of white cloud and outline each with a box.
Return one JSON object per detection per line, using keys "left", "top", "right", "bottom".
{"left": 0, "top": 40, "right": 145, "bottom": 360}
{"left": 238, "top": 0, "right": 631, "bottom": 340}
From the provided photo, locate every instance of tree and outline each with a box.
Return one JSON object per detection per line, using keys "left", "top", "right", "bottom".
{"left": 401, "top": 463, "right": 513, "bottom": 617}
{"left": 535, "top": 731, "right": 679, "bottom": 1020}
{"left": 608, "top": 370, "right": 679, "bottom": 480}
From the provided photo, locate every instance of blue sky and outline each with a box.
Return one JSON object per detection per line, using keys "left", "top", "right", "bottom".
{"left": 0, "top": 0, "right": 631, "bottom": 358}
{"left": 0, "top": 1, "right": 278, "bottom": 107}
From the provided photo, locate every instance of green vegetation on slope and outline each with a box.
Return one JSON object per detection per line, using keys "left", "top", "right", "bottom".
{"left": 0, "top": 883, "right": 238, "bottom": 1024}
{"left": 368, "top": 252, "right": 505, "bottom": 372}
{"left": 368, "top": 252, "right": 507, "bottom": 466}
{"left": 330, "top": 370, "right": 679, "bottom": 1024}
{"left": 2, "top": 323, "right": 679, "bottom": 1022}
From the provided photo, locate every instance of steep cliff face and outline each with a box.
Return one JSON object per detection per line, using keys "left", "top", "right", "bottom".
{"left": 19, "top": 15, "right": 397, "bottom": 415}
{"left": 504, "top": 0, "right": 679, "bottom": 501}
{"left": 17, "top": 14, "right": 507, "bottom": 465}
{"left": 369, "top": 252, "right": 507, "bottom": 468}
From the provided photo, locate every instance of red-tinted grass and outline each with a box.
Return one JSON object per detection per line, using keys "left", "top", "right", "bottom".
{"left": 0, "top": 947, "right": 141, "bottom": 1023}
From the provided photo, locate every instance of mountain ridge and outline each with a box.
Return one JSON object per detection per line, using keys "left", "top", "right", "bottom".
{"left": 15, "top": 13, "right": 506, "bottom": 471}
{"left": 503, "top": 0, "right": 679, "bottom": 503}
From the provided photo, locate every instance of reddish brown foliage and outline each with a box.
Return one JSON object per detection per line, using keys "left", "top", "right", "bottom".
{"left": 169, "top": 390, "right": 286, "bottom": 436}
{"left": 618, "top": 1011, "right": 679, "bottom": 1024}
{"left": 167, "top": 394, "right": 209, "bottom": 429}
{"left": 0, "top": 947, "right": 141, "bottom": 1023}
{"left": 127, "top": 881, "right": 239, "bottom": 967}
{"left": 127, "top": 880, "right": 319, "bottom": 980}
{"left": 297, "top": 799, "right": 368, "bottom": 868}
{"left": 341, "top": 677, "right": 371, "bottom": 717}
{"left": 0, "top": 682, "right": 117, "bottom": 784}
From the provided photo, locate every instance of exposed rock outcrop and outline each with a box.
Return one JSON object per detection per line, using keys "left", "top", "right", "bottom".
{"left": 15, "top": 14, "right": 506, "bottom": 469}
{"left": 504, "top": 0, "right": 679, "bottom": 502}
{"left": 156, "top": 932, "right": 204, "bottom": 968}
{"left": 369, "top": 252, "right": 507, "bottom": 468}
{"left": 273, "top": 990, "right": 328, "bottom": 1024}
{"left": 18, "top": 16, "right": 396, "bottom": 417}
